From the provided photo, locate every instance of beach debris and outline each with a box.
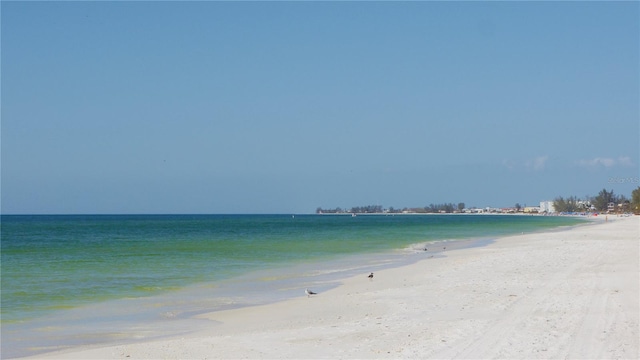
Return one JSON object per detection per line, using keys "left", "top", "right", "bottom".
{"left": 305, "top": 288, "right": 317, "bottom": 297}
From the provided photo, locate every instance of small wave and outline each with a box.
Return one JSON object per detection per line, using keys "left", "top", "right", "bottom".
{"left": 312, "top": 266, "right": 368, "bottom": 276}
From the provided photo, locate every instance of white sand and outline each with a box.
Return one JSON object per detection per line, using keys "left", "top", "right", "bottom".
{"left": 21, "top": 216, "right": 639, "bottom": 359}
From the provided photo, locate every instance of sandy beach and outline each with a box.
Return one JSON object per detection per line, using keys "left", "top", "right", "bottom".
{"left": 19, "top": 215, "right": 639, "bottom": 360}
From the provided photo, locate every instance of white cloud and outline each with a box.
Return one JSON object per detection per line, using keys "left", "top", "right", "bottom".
{"left": 527, "top": 156, "right": 548, "bottom": 171}
{"left": 577, "top": 156, "right": 634, "bottom": 168}
{"left": 618, "top": 156, "right": 634, "bottom": 167}
{"left": 502, "top": 159, "right": 516, "bottom": 170}
{"left": 503, "top": 156, "right": 548, "bottom": 171}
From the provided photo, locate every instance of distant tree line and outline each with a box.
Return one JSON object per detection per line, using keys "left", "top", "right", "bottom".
{"left": 350, "top": 205, "right": 384, "bottom": 213}
{"left": 315, "top": 205, "right": 384, "bottom": 214}
{"left": 553, "top": 187, "right": 639, "bottom": 214}
{"left": 317, "top": 186, "right": 640, "bottom": 215}
{"left": 633, "top": 187, "right": 640, "bottom": 214}
{"left": 425, "top": 203, "right": 466, "bottom": 213}
{"left": 316, "top": 202, "right": 466, "bottom": 214}
{"left": 552, "top": 196, "right": 584, "bottom": 213}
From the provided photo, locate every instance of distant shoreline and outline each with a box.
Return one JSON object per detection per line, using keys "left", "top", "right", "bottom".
{"left": 316, "top": 211, "right": 603, "bottom": 216}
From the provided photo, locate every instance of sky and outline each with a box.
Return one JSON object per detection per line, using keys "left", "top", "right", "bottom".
{"left": 2, "top": 1, "right": 638, "bottom": 214}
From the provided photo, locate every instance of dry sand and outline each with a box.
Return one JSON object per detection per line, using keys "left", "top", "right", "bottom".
{"left": 20, "top": 216, "right": 639, "bottom": 359}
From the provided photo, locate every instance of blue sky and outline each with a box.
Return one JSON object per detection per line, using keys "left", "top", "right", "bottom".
{"left": 2, "top": 2, "right": 638, "bottom": 214}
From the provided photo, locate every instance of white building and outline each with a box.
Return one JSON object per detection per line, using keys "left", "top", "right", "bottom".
{"left": 540, "top": 201, "right": 555, "bottom": 214}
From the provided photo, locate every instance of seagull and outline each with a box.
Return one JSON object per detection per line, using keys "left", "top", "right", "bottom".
{"left": 305, "top": 288, "right": 317, "bottom": 297}
{"left": 368, "top": 272, "right": 374, "bottom": 280}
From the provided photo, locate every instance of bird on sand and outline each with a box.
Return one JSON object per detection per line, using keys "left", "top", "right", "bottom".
{"left": 368, "top": 272, "right": 374, "bottom": 279}
{"left": 305, "top": 288, "right": 317, "bottom": 297}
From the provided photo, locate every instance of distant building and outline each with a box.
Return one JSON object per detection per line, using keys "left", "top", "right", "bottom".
{"left": 540, "top": 201, "right": 555, "bottom": 214}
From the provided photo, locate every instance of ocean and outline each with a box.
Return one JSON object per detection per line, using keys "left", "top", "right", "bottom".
{"left": 1, "top": 214, "right": 585, "bottom": 358}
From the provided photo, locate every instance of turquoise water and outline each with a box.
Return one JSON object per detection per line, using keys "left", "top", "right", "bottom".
{"left": 1, "top": 214, "right": 585, "bottom": 358}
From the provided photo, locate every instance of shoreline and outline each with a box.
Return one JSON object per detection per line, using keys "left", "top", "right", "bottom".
{"left": 2, "top": 215, "right": 586, "bottom": 359}
{"left": 14, "top": 215, "right": 639, "bottom": 359}
{"left": 2, "top": 225, "right": 506, "bottom": 359}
